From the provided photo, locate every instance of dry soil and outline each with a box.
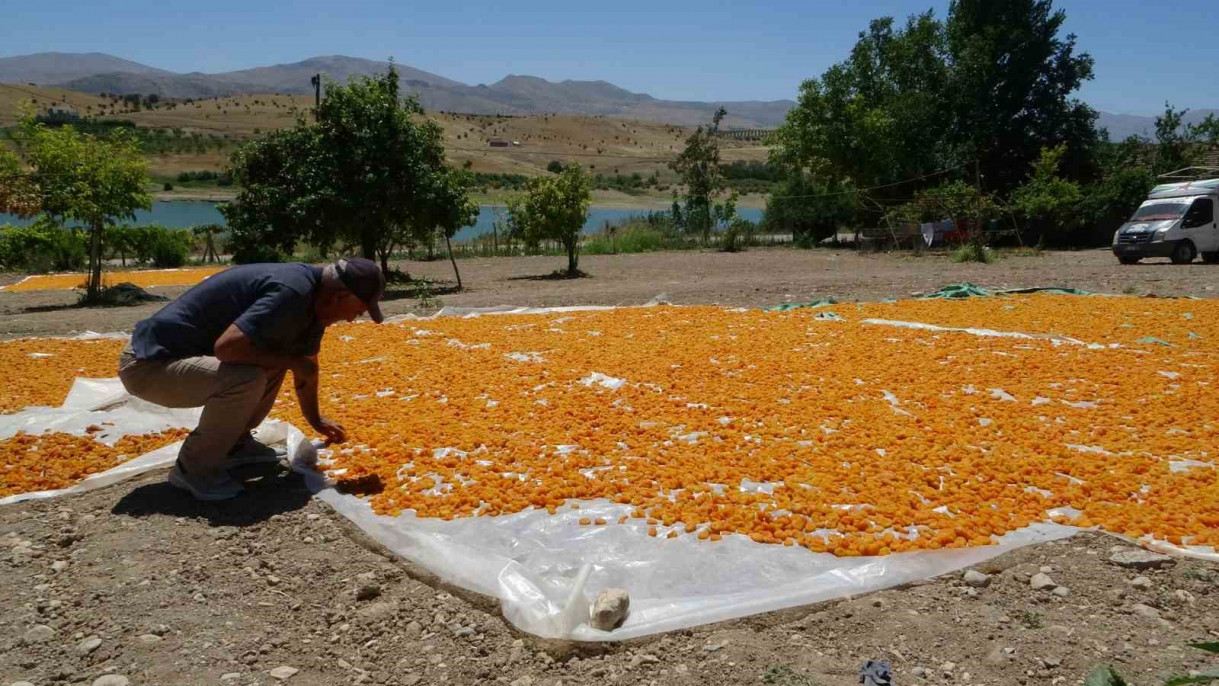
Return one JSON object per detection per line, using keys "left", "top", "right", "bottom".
{"left": 2, "top": 248, "right": 1219, "bottom": 686}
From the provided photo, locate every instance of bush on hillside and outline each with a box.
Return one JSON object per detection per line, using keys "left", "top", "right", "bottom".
{"left": 0, "top": 219, "right": 88, "bottom": 273}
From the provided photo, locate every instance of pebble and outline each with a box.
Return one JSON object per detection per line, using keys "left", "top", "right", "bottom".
{"left": 941, "top": 662, "right": 956, "bottom": 672}
{"left": 1109, "top": 549, "right": 1174, "bottom": 570}
{"left": 589, "top": 588, "right": 630, "bottom": 632}
{"left": 138, "top": 633, "right": 163, "bottom": 644}
{"left": 24, "top": 624, "right": 55, "bottom": 643}
{"left": 1129, "top": 576, "right": 1153, "bottom": 590}
{"left": 269, "top": 665, "right": 299, "bottom": 680}
{"left": 220, "top": 673, "right": 242, "bottom": 682}
{"left": 963, "top": 570, "right": 991, "bottom": 588}
{"left": 510, "top": 677, "right": 533, "bottom": 686}
{"left": 1039, "top": 566, "right": 1053, "bottom": 573}
{"left": 1174, "top": 589, "right": 1196, "bottom": 604}
{"left": 51, "top": 560, "right": 68, "bottom": 572}
{"left": 703, "top": 642, "right": 726, "bottom": 652}
{"left": 306, "top": 514, "right": 320, "bottom": 521}
{"left": 77, "top": 635, "right": 103, "bottom": 655}
{"left": 1131, "top": 603, "right": 1164, "bottom": 622}
{"left": 92, "top": 676, "right": 130, "bottom": 686}
{"left": 911, "top": 666, "right": 930, "bottom": 678}
{"left": 1029, "top": 573, "right": 1056, "bottom": 590}
{"left": 1043, "top": 657, "right": 1062, "bottom": 668}
{"left": 1052, "top": 586, "right": 1071, "bottom": 598}
{"left": 10, "top": 682, "right": 36, "bottom": 686}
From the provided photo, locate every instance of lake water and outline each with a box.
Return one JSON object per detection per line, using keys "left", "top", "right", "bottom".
{"left": 1, "top": 201, "right": 764, "bottom": 241}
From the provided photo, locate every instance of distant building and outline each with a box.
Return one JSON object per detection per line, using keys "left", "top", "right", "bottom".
{"left": 488, "top": 139, "right": 509, "bottom": 148}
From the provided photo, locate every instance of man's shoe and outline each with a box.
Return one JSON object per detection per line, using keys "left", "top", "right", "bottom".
{"left": 168, "top": 462, "right": 244, "bottom": 501}
{"left": 227, "top": 432, "right": 286, "bottom": 468}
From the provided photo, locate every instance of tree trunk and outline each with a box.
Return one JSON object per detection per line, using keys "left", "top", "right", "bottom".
{"left": 444, "top": 233, "right": 462, "bottom": 291}
{"left": 87, "top": 223, "right": 103, "bottom": 302}
{"left": 565, "top": 237, "right": 579, "bottom": 277}
{"left": 360, "top": 230, "right": 377, "bottom": 262}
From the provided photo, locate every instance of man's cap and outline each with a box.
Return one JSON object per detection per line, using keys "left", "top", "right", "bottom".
{"left": 335, "top": 257, "right": 385, "bottom": 323}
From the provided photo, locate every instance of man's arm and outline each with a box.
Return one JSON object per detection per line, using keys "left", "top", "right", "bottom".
{"left": 214, "top": 324, "right": 309, "bottom": 372}
{"left": 292, "top": 357, "right": 347, "bottom": 443}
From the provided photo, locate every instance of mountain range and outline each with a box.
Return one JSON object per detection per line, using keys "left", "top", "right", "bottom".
{"left": 0, "top": 53, "right": 793, "bottom": 128}
{"left": 0, "top": 52, "right": 1212, "bottom": 135}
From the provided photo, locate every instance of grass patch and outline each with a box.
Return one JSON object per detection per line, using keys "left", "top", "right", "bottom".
{"left": 951, "top": 243, "right": 1000, "bottom": 264}
{"left": 583, "top": 224, "right": 668, "bottom": 255}
{"left": 1019, "top": 610, "right": 1043, "bottom": 630}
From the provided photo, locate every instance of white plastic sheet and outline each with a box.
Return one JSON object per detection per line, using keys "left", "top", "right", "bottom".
{"left": 4, "top": 304, "right": 1215, "bottom": 641}
{"left": 0, "top": 378, "right": 201, "bottom": 506}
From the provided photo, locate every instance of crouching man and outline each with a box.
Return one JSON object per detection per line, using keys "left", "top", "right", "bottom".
{"left": 118, "top": 258, "right": 386, "bottom": 501}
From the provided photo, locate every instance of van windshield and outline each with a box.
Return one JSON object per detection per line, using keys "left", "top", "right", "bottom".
{"left": 1130, "top": 202, "right": 1189, "bottom": 222}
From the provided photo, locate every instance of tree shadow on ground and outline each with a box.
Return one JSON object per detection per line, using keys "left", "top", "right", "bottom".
{"left": 111, "top": 463, "right": 312, "bottom": 527}
{"left": 506, "top": 269, "right": 591, "bottom": 282}
{"left": 380, "top": 283, "right": 463, "bottom": 303}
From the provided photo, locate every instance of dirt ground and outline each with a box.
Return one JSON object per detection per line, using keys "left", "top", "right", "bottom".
{"left": 4, "top": 247, "right": 1219, "bottom": 339}
{"left": 3, "top": 248, "right": 1219, "bottom": 686}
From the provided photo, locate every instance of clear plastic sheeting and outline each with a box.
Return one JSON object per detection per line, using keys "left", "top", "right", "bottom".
{"left": 0, "top": 378, "right": 201, "bottom": 506}
{"left": 3, "top": 301, "right": 1216, "bottom": 640}
{"left": 288, "top": 418, "right": 1080, "bottom": 639}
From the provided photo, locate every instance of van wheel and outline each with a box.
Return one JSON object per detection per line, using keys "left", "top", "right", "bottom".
{"left": 1203, "top": 251, "right": 1219, "bottom": 264}
{"left": 1118, "top": 256, "right": 1141, "bottom": 265}
{"left": 1171, "top": 240, "right": 1196, "bottom": 264}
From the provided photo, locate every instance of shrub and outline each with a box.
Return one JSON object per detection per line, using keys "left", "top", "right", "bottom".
{"left": 0, "top": 220, "right": 88, "bottom": 272}
{"left": 163, "top": 182, "right": 173, "bottom": 191}
{"left": 547, "top": 160, "right": 564, "bottom": 174}
{"left": 583, "top": 223, "right": 668, "bottom": 255}
{"left": 126, "top": 225, "right": 194, "bottom": 268}
{"left": 950, "top": 243, "right": 999, "bottom": 264}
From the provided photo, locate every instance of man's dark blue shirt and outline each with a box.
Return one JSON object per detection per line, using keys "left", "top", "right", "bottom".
{"left": 131, "top": 263, "right": 325, "bottom": 360}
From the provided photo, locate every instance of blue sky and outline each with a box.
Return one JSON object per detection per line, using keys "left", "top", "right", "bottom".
{"left": 1, "top": 0, "right": 1214, "bottom": 115}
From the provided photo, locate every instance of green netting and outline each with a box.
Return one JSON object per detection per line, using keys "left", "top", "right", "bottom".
{"left": 915, "top": 283, "right": 1093, "bottom": 300}
{"left": 999, "top": 286, "right": 1093, "bottom": 296}
{"left": 768, "top": 298, "right": 838, "bottom": 312}
{"left": 916, "top": 283, "right": 992, "bottom": 299}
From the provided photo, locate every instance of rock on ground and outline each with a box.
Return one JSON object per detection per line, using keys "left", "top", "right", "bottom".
{"left": 590, "top": 588, "right": 630, "bottom": 631}
{"left": 1109, "top": 548, "right": 1175, "bottom": 570}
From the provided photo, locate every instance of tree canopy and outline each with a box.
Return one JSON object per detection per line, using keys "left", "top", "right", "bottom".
{"left": 223, "top": 64, "right": 467, "bottom": 268}
{"left": 506, "top": 164, "right": 592, "bottom": 277}
{"left": 16, "top": 120, "right": 150, "bottom": 300}
{"left": 771, "top": 0, "right": 1099, "bottom": 199}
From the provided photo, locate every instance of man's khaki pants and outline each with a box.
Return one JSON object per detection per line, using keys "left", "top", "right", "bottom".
{"left": 118, "top": 343, "right": 285, "bottom": 476}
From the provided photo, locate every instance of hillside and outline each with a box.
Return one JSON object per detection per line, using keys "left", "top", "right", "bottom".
{"left": 0, "top": 52, "right": 793, "bottom": 128}
{"left": 1097, "top": 109, "right": 1219, "bottom": 141}
{"left": 0, "top": 52, "right": 168, "bottom": 85}
{"left": 0, "top": 84, "right": 770, "bottom": 182}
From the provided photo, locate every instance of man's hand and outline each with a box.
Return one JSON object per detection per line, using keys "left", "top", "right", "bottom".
{"left": 315, "top": 416, "right": 347, "bottom": 444}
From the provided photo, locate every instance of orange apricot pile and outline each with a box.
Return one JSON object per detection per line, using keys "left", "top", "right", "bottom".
{"left": 263, "top": 296, "right": 1219, "bottom": 556}
{"left": 1, "top": 266, "right": 226, "bottom": 293}
{"left": 0, "top": 429, "right": 188, "bottom": 497}
{"left": 0, "top": 338, "right": 124, "bottom": 414}
{"left": 2, "top": 294, "right": 1216, "bottom": 555}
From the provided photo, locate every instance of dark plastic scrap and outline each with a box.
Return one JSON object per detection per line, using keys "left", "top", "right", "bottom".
{"left": 860, "top": 660, "right": 892, "bottom": 685}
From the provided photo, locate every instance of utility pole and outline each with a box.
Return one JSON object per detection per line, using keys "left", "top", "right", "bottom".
{"left": 310, "top": 74, "right": 321, "bottom": 122}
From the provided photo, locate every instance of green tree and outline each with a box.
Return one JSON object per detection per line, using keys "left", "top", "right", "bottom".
{"left": 770, "top": 13, "right": 951, "bottom": 191}
{"left": 1081, "top": 135, "right": 1156, "bottom": 239}
{"left": 1011, "top": 144, "right": 1083, "bottom": 241}
{"left": 20, "top": 120, "right": 150, "bottom": 300}
{"left": 946, "top": 0, "right": 1100, "bottom": 192}
{"left": 223, "top": 64, "right": 448, "bottom": 265}
{"left": 420, "top": 168, "right": 479, "bottom": 290}
{"left": 506, "top": 165, "right": 592, "bottom": 277}
{"left": 670, "top": 108, "right": 734, "bottom": 243}
{"left": 1153, "top": 103, "right": 1202, "bottom": 174}
{"left": 763, "top": 174, "right": 857, "bottom": 246}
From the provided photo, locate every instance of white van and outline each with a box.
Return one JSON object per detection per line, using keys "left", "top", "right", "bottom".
{"left": 1112, "top": 177, "right": 1219, "bottom": 264}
